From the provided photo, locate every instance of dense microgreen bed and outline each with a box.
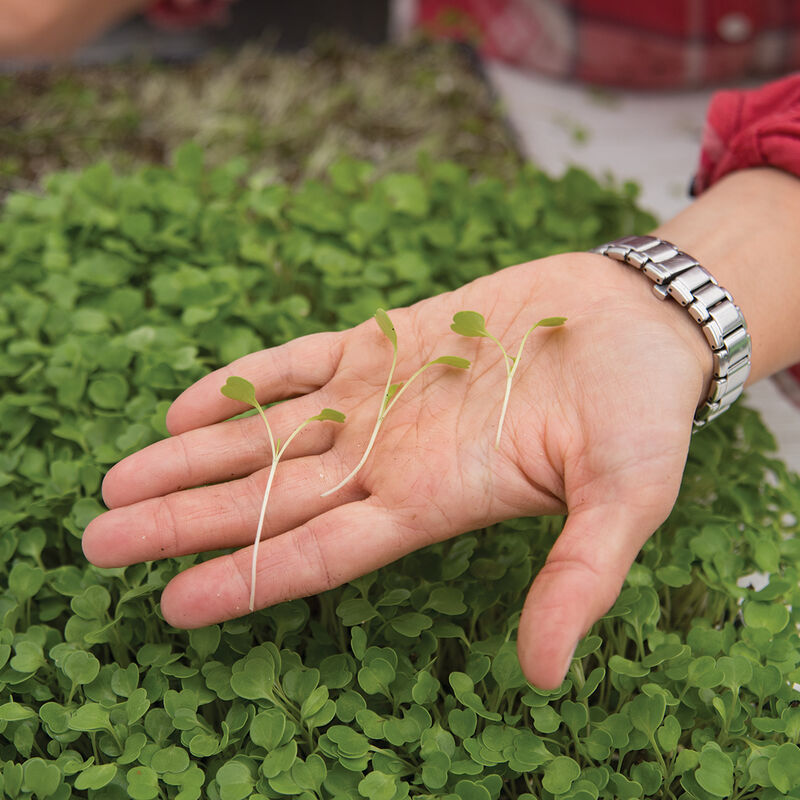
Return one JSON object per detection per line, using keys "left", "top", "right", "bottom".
{"left": 1, "top": 146, "right": 799, "bottom": 800}
{"left": 0, "top": 39, "right": 521, "bottom": 198}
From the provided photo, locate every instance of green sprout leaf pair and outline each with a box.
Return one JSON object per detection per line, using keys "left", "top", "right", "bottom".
{"left": 451, "top": 310, "right": 566, "bottom": 447}
{"left": 322, "top": 309, "right": 470, "bottom": 497}
{"left": 220, "top": 376, "right": 345, "bottom": 611}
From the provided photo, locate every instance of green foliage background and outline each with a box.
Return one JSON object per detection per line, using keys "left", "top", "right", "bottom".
{"left": 0, "top": 143, "right": 799, "bottom": 800}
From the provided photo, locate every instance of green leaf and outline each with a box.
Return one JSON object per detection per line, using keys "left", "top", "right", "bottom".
{"left": 188, "top": 625, "right": 221, "bottom": 661}
{"left": 310, "top": 408, "right": 346, "bottom": 423}
{"left": 536, "top": 316, "right": 567, "bottom": 327}
{"left": 220, "top": 376, "right": 258, "bottom": 408}
{"left": 71, "top": 585, "right": 112, "bottom": 619}
{"left": 768, "top": 742, "right": 800, "bottom": 794}
{"left": 695, "top": 744, "right": 734, "bottom": 797}
{"left": 22, "top": 758, "right": 62, "bottom": 799}
{"left": 68, "top": 702, "right": 111, "bottom": 732}
{"left": 656, "top": 714, "right": 682, "bottom": 752}
{"left": 389, "top": 612, "right": 433, "bottom": 637}
{"left": 560, "top": 700, "right": 589, "bottom": 734}
{"left": 214, "top": 761, "right": 255, "bottom": 800}
{"left": 450, "top": 310, "right": 488, "bottom": 338}
{"left": 63, "top": 650, "right": 101, "bottom": 685}
{"left": 742, "top": 600, "right": 790, "bottom": 634}
{"left": 430, "top": 355, "right": 471, "bottom": 369}
{"left": 337, "top": 598, "right": 379, "bottom": 626}
{"left": 382, "top": 173, "right": 429, "bottom": 217}
{"left": 490, "top": 642, "right": 526, "bottom": 692}
{"left": 374, "top": 308, "right": 397, "bottom": 349}
{"left": 542, "top": 756, "right": 581, "bottom": 794}
{"left": 448, "top": 708, "right": 477, "bottom": 739}
{"left": 608, "top": 655, "right": 650, "bottom": 678}
{"left": 0, "top": 702, "right": 36, "bottom": 721}
{"left": 74, "top": 764, "right": 117, "bottom": 791}
{"left": 358, "top": 770, "right": 397, "bottom": 800}
{"left": 449, "top": 672, "right": 501, "bottom": 722}
{"left": 301, "top": 686, "right": 330, "bottom": 719}
{"left": 385, "top": 382, "right": 402, "bottom": 403}
{"left": 127, "top": 766, "right": 160, "bottom": 800}
{"left": 229, "top": 659, "right": 275, "bottom": 700}
{"left": 531, "top": 705, "right": 562, "bottom": 734}
{"left": 9, "top": 562, "right": 45, "bottom": 602}
{"left": 88, "top": 372, "right": 129, "bottom": 409}
{"left": 576, "top": 667, "right": 605, "bottom": 702}
{"left": 358, "top": 659, "right": 395, "bottom": 695}
{"left": 151, "top": 745, "right": 190, "bottom": 774}
{"left": 454, "top": 779, "right": 491, "bottom": 800}
{"left": 628, "top": 692, "right": 666, "bottom": 738}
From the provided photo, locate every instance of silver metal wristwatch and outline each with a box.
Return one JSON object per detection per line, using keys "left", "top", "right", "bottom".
{"left": 590, "top": 235, "right": 751, "bottom": 430}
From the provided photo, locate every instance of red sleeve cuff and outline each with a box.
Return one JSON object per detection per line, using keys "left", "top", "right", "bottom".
{"left": 693, "top": 72, "right": 800, "bottom": 195}
{"left": 147, "top": 0, "right": 231, "bottom": 29}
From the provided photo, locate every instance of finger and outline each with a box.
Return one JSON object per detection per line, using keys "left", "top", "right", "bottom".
{"left": 83, "top": 450, "right": 365, "bottom": 568}
{"left": 166, "top": 331, "right": 346, "bottom": 435}
{"left": 517, "top": 495, "right": 670, "bottom": 690}
{"left": 159, "top": 498, "right": 417, "bottom": 628}
{"left": 103, "top": 390, "right": 338, "bottom": 509}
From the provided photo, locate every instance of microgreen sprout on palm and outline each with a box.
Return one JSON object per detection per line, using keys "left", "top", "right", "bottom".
{"left": 220, "top": 376, "right": 345, "bottom": 611}
{"left": 322, "top": 309, "right": 470, "bottom": 496}
{"left": 451, "top": 310, "right": 566, "bottom": 447}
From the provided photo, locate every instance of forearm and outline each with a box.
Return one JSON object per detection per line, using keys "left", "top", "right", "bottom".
{"left": 652, "top": 167, "right": 800, "bottom": 385}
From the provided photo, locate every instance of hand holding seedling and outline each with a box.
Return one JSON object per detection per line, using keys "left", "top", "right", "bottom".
{"left": 219, "top": 375, "right": 345, "bottom": 612}
{"left": 85, "top": 251, "right": 711, "bottom": 690}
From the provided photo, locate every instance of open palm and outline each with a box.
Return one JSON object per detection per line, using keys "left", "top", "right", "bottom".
{"left": 84, "top": 251, "right": 708, "bottom": 689}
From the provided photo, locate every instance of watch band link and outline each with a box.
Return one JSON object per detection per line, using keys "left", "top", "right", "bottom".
{"left": 590, "top": 235, "right": 751, "bottom": 430}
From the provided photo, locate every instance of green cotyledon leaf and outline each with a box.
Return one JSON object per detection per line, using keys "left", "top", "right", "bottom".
{"left": 220, "top": 375, "right": 258, "bottom": 408}
{"left": 430, "top": 355, "right": 471, "bottom": 369}
{"left": 310, "top": 408, "right": 346, "bottom": 423}
{"left": 374, "top": 308, "right": 397, "bottom": 349}
{"left": 450, "top": 310, "right": 488, "bottom": 338}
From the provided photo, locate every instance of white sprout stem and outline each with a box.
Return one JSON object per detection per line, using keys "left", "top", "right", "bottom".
{"left": 249, "top": 415, "right": 317, "bottom": 611}
{"left": 494, "top": 373, "right": 515, "bottom": 449}
{"left": 250, "top": 455, "right": 279, "bottom": 611}
{"left": 247, "top": 402, "right": 280, "bottom": 611}
{"left": 381, "top": 360, "right": 437, "bottom": 417}
{"left": 494, "top": 323, "right": 539, "bottom": 449}
{"left": 255, "top": 404, "right": 276, "bottom": 456}
{"left": 486, "top": 331, "right": 513, "bottom": 374}
{"left": 276, "top": 417, "right": 314, "bottom": 461}
{"left": 321, "top": 346, "right": 398, "bottom": 497}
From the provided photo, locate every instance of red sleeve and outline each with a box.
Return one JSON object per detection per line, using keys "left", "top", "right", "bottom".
{"left": 147, "top": 0, "right": 231, "bottom": 29}
{"left": 693, "top": 73, "right": 800, "bottom": 195}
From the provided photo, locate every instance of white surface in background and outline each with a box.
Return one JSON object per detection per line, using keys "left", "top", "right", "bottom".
{"left": 487, "top": 60, "right": 715, "bottom": 221}
{"left": 487, "top": 61, "right": 800, "bottom": 473}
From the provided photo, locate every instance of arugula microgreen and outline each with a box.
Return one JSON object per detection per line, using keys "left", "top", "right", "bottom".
{"left": 450, "top": 310, "right": 566, "bottom": 448}
{"left": 220, "top": 376, "right": 345, "bottom": 610}
{"left": 321, "top": 309, "right": 470, "bottom": 496}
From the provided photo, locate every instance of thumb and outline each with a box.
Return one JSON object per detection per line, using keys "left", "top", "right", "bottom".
{"left": 517, "top": 496, "right": 671, "bottom": 690}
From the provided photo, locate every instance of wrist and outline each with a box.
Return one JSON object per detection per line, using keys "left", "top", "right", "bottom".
{"left": 652, "top": 167, "right": 800, "bottom": 384}
{"left": 589, "top": 237, "right": 749, "bottom": 428}
{"left": 532, "top": 251, "right": 713, "bottom": 420}
{"left": 574, "top": 251, "right": 716, "bottom": 416}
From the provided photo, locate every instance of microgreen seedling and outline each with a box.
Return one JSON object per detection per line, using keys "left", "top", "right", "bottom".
{"left": 321, "top": 309, "right": 470, "bottom": 496}
{"left": 450, "top": 310, "right": 566, "bottom": 448}
{"left": 221, "top": 376, "right": 345, "bottom": 610}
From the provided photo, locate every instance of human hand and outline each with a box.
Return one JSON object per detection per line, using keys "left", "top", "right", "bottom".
{"left": 83, "top": 251, "right": 711, "bottom": 689}
{"left": 0, "top": 0, "right": 145, "bottom": 60}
